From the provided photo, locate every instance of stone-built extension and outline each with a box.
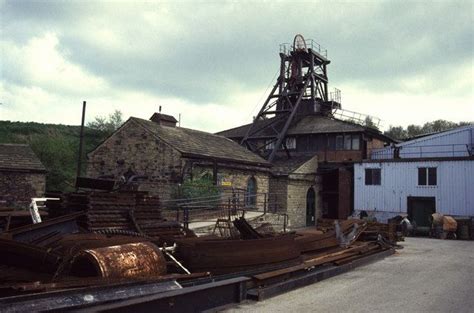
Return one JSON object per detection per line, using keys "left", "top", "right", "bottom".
{"left": 86, "top": 113, "right": 271, "bottom": 207}
{"left": 270, "top": 155, "right": 319, "bottom": 228}
{"left": 0, "top": 144, "right": 46, "bottom": 208}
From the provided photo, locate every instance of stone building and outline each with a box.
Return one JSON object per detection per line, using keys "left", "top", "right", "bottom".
{"left": 218, "top": 115, "right": 394, "bottom": 226}
{"left": 86, "top": 114, "right": 271, "bottom": 207}
{"left": 269, "top": 155, "right": 319, "bottom": 227}
{"left": 0, "top": 144, "right": 46, "bottom": 208}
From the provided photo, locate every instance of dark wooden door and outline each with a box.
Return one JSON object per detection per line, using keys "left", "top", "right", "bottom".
{"left": 407, "top": 196, "right": 436, "bottom": 227}
{"left": 306, "top": 187, "right": 316, "bottom": 226}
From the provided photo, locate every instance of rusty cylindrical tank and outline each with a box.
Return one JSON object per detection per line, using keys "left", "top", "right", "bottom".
{"left": 70, "top": 242, "right": 166, "bottom": 279}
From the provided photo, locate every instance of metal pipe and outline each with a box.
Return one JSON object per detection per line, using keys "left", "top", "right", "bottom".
{"left": 76, "top": 101, "right": 86, "bottom": 190}
{"left": 163, "top": 249, "right": 191, "bottom": 275}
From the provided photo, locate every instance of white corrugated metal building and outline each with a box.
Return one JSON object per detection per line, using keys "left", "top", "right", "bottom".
{"left": 354, "top": 125, "right": 474, "bottom": 223}
{"left": 371, "top": 125, "right": 473, "bottom": 159}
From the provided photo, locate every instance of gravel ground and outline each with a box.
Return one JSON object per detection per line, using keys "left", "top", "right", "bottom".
{"left": 225, "top": 238, "right": 474, "bottom": 313}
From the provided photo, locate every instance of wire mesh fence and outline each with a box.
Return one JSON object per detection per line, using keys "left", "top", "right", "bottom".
{"left": 160, "top": 184, "right": 288, "bottom": 231}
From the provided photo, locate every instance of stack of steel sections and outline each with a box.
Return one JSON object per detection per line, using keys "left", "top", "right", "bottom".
{"left": 175, "top": 233, "right": 301, "bottom": 274}
{"left": 295, "top": 219, "right": 367, "bottom": 253}
{"left": 44, "top": 191, "right": 189, "bottom": 242}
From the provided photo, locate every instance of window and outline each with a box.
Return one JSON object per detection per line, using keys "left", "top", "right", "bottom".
{"left": 336, "top": 134, "right": 360, "bottom": 150}
{"left": 365, "top": 168, "right": 381, "bottom": 185}
{"left": 418, "top": 167, "right": 437, "bottom": 186}
{"left": 265, "top": 137, "right": 296, "bottom": 150}
{"left": 336, "top": 135, "right": 344, "bottom": 150}
{"left": 344, "top": 135, "right": 352, "bottom": 150}
{"left": 284, "top": 137, "right": 296, "bottom": 150}
{"left": 265, "top": 140, "right": 275, "bottom": 150}
{"left": 352, "top": 136, "right": 360, "bottom": 150}
{"left": 245, "top": 177, "right": 257, "bottom": 206}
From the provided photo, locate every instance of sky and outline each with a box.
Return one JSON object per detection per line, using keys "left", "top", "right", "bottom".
{"left": 0, "top": 0, "right": 472, "bottom": 132}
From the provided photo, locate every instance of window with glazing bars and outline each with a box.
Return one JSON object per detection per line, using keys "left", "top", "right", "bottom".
{"left": 365, "top": 168, "right": 381, "bottom": 185}
{"left": 418, "top": 167, "right": 437, "bottom": 186}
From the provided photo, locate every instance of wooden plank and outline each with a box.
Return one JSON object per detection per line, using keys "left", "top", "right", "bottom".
{"left": 303, "top": 243, "right": 370, "bottom": 266}
{"left": 253, "top": 243, "right": 373, "bottom": 282}
{"left": 253, "top": 264, "right": 306, "bottom": 281}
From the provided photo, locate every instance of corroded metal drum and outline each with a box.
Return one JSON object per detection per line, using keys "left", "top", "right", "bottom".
{"left": 70, "top": 242, "right": 166, "bottom": 278}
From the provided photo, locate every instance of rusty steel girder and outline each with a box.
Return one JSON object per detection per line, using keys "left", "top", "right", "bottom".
{"left": 70, "top": 242, "right": 167, "bottom": 279}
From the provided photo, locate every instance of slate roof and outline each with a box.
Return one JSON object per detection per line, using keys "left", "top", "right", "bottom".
{"left": 287, "top": 115, "right": 366, "bottom": 135}
{"left": 130, "top": 118, "right": 271, "bottom": 167}
{"left": 216, "top": 115, "right": 385, "bottom": 138}
{"left": 150, "top": 113, "right": 178, "bottom": 123}
{"left": 0, "top": 144, "right": 46, "bottom": 173}
{"left": 271, "top": 155, "right": 315, "bottom": 175}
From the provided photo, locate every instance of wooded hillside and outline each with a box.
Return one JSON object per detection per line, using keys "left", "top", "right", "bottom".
{"left": 0, "top": 121, "right": 108, "bottom": 192}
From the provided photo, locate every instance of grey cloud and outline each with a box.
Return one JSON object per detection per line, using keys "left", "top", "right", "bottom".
{"left": 1, "top": 1, "right": 472, "bottom": 106}
{"left": 327, "top": 2, "right": 472, "bottom": 91}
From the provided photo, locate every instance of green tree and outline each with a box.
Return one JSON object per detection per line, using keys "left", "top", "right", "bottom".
{"left": 0, "top": 121, "right": 109, "bottom": 192}
{"left": 87, "top": 110, "right": 124, "bottom": 133}
{"left": 364, "top": 116, "right": 379, "bottom": 130}
{"left": 406, "top": 124, "right": 424, "bottom": 138}
{"left": 30, "top": 135, "right": 77, "bottom": 191}
{"left": 384, "top": 126, "right": 407, "bottom": 140}
{"left": 384, "top": 120, "right": 472, "bottom": 141}
{"left": 180, "top": 176, "right": 220, "bottom": 201}
{"left": 421, "top": 120, "right": 458, "bottom": 134}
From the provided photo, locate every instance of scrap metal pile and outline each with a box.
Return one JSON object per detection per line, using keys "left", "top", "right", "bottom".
{"left": 173, "top": 217, "right": 402, "bottom": 278}
{"left": 0, "top": 191, "right": 402, "bottom": 310}
{"left": 0, "top": 190, "right": 200, "bottom": 297}
{"left": 46, "top": 191, "right": 189, "bottom": 243}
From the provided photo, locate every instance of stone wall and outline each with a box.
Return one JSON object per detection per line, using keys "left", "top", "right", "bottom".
{"left": 286, "top": 177, "right": 318, "bottom": 228}
{"left": 268, "top": 174, "right": 320, "bottom": 229}
{"left": 86, "top": 120, "right": 183, "bottom": 203}
{"left": 215, "top": 167, "right": 269, "bottom": 209}
{"left": 0, "top": 171, "right": 46, "bottom": 207}
{"left": 314, "top": 175, "right": 323, "bottom": 220}
{"left": 268, "top": 177, "right": 288, "bottom": 213}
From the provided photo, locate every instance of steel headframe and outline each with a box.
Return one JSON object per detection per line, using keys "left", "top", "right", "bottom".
{"left": 241, "top": 35, "right": 334, "bottom": 162}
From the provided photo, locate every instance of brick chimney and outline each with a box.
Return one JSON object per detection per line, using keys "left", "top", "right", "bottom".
{"left": 149, "top": 113, "right": 178, "bottom": 127}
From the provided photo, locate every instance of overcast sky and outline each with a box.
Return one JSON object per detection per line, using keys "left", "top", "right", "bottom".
{"left": 1, "top": 0, "right": 472, "bottom": 132}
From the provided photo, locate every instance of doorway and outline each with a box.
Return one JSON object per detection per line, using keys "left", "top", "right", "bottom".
{"left": 306, "top": 187, "right": 316, "bottom": 226}
{"left": 407, "top": 196, "right": 436, "bottom": 228}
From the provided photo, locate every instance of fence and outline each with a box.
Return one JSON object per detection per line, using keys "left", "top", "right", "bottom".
{"left": 279, "top": 38, "right": 328, "bottom": 57}
{"left": 371, "top": 143, "right": 472, "bottom": 160}
{"left": 160, "top": 185, "right": 288, "bottom": 232}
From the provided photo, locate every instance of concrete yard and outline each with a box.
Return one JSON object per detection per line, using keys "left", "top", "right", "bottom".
{"left": 226, "top": 238, "right": 474, "bottom": 313}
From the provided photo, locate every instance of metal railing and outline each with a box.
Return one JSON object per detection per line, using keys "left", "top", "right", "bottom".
{"left": 332, "top": 108, "right": 382, "bottom": 129}
{"left": 29, "top": 197, "right": 60, "bottom": 224}
{"left": 370, "top": 143, "right": 472, "bottom": 160}
{"left": 279, "top": 38, "right": 328, "bottom": 57}
{"left": 160, "top": 187, "right": 289, "bottom": 232}
{"left": 330, "top": 88, "right": 341, "bottom": 104}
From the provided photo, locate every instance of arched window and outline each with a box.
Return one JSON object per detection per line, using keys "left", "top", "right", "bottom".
{"left": 245, "top": 177, "right": 257, "bottom": 207}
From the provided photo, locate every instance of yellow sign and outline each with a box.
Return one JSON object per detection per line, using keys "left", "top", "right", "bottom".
{"left": 221, "top": 181, "right": 232, "bottom": 187}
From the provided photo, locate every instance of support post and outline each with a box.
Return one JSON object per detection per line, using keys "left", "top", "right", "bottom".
{"left": 76, "top": 101, "right": 86, "bottom": 191}
{"left": 184, "top": 208, "right": 189, "bottom": 230}
{"left": 213, "top": 159, "right": 218, "bottom": 185}
{"left": 279, "top": 53, "right": 286, "bottom": 95}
